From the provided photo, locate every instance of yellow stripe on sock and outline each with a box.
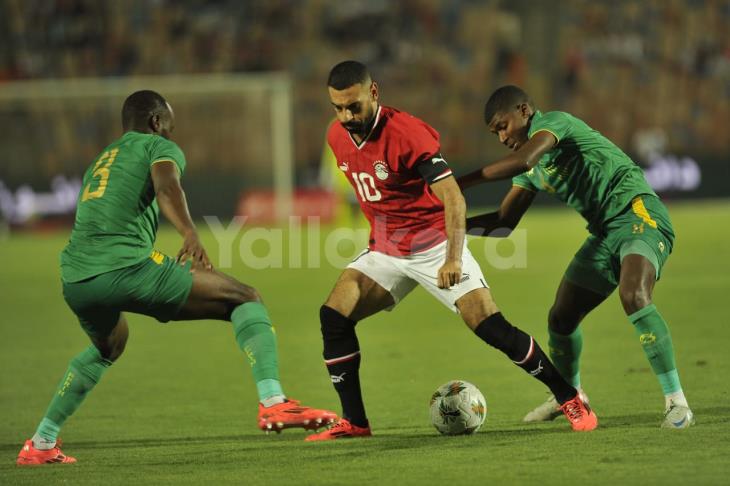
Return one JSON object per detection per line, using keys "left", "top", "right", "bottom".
{"left": 631, "top": 197, "right": 657, "bottom": 228}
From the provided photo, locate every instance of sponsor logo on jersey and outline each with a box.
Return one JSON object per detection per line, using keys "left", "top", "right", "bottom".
{"left": 373, "top": 160, "right": 389, "bottom": 180}
{"left": 338, "top": 161, "right": 349, "bottom": 171}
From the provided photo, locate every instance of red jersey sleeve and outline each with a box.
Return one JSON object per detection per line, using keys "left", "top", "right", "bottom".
{"left": 397, "top": 116, "right": 441, "bottom": 170}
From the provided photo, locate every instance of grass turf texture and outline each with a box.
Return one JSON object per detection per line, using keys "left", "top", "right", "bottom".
{"left": 1, "top": 201, "right": 729, "bottom": 484}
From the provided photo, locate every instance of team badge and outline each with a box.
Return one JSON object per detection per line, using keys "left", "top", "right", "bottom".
{"left": 373, "top": 160, "right": 389, "bottom": 180}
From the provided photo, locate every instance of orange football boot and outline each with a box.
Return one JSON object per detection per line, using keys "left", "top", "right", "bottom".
{"left": 560, "top": 394, "right": 598, "bottom": 431}
{"left": 17, "top": 439, "right": 76, "bottom": 466}
{"left": 304, "top": 418, "right": 372, "bottom": 441}
{"left": 258, "top": 399, "right": 338, "bottom": 433}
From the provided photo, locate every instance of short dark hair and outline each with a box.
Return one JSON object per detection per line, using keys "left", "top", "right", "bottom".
{"left": 483, "top": 85, "right": 533, "bottom": 125}
{"left": 327, "top": 60, "right": 371, "bottom": 90}
{"left": 122, "top": 90, "right": 169, "bottom": 130}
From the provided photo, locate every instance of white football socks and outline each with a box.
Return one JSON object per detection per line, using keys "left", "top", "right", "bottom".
{"left": 665, "top": 390, "right": 689, "bottom": 410}
{"left": 260, "top": 395, "right": 286, "bottom": 408}
{"left": 31, "top": 433, "right": 56, "bottom": 450}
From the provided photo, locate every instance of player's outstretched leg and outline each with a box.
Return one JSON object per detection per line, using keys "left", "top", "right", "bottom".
{"left": 619, "top": 254, "right": 693, "bottom": 429}
{"left": 457, "top": 289, "right": 597, "bottom": 431}
{"left": 174, "top": 269, "right": 337, "bottom": 433}
{"left": 306, "top": 269, "right": 394, "bottom": 441}
{"left": 17, "top": 315, "right": 128, "bottom": 465}
{"left": 525, "top": 278, "right": 608, "bottom": 423}
{"left": 305, "top": 306, "right": 372, "bottom": 441}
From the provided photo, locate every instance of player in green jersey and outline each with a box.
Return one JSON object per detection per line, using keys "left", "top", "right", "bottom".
{"left": 16, "top": 90, "right": 336, "bottom": 466}
{"left": 457, "top": 85, "right": 693, "bottom": 429}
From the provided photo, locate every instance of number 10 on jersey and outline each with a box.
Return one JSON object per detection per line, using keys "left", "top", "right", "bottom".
{"left": 351, "top": 172, "right": 382, "bottom": 202}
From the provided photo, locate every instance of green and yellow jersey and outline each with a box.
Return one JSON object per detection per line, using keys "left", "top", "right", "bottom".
{"left": 512, "top": 110, "right": 656, "bottom": 234}
{"left": 60, "top": 131, "right": 186, "bottom": 283}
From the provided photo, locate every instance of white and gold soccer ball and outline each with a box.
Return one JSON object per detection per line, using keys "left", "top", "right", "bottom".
{"left": 429, "top": 380, "right": 487, "bottom": 435}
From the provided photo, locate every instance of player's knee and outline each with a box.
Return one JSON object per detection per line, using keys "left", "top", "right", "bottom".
{"left": 105, "top": 340, "right": 126, "bottom": 362}
{"left": 320, "top": 305, "right": 359, "bottom": 360}
{"left": 221, "top": 284, "right": 261, "bottom": 320}
{"left": 92, "top": 326, "right": 128, "bottom": 362}
{"left": 619, "top": 286, "right": 652, "bottom": 314}
{"left": 548, "top": 306, "right": 580, "bottom": 336}
{"left": 94, "top": 336, "right": 126, "bottom": 362}
{"left": 229, "top": 282, "right": 261, "bottom": 305}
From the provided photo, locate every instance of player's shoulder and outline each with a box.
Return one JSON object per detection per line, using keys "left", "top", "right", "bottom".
{"left": 381, "top": 106, "right": 439, "bottom": 142}
{"left": 121, "top": 131, "right": 180, "bottom": 152}
{"left": 382, "top": 106, "right": 434, "bottom": 131}
{"left": 149, "top": 133, "right": 183, "bottom": 152}
{"left": 529, "top": 110, "right": 577, "bottom": 141}
{"left": 536, "top": 110, "right": 573, "bottom": 124}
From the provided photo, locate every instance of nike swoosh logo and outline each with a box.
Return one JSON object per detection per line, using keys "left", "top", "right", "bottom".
{"left": 672, "top": 416, "right": 687, "bottom": 427}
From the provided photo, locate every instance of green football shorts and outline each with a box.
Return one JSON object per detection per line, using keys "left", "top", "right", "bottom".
{"left": 564, "top": 195, "right": 675, "bottom": 296}
{"left": 62, "top": 250, "right": 194, "bottom": 338}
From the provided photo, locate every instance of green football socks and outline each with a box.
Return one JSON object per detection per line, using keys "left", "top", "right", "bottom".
{"left": 33, "top": 345, "right": 112, "bottom": 447}
{"left": 629, "top": 304, "right": 683, "bottom": 396}
{"left": 548, "top": 327, "right": 583, "bottom": 388}
{"left": 231, "top": 302, "right": 285, "bottom": 403}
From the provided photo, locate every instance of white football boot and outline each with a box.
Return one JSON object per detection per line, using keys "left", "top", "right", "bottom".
{"left": 661, "top": 404, "right": 695, "bottom": 429}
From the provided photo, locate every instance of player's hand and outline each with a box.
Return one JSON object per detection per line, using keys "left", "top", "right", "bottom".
{"left": 177, "top": 231, "right": 213, "bottom": 271}
{"left": 437, "top": 259, "right": 462, "bottom": 289}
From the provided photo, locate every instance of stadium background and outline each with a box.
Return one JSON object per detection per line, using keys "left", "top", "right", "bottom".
{"left": 1, "top": 0, "right": 728, "bottom": 222}
{"left": 1, "top": 1, "right": 729, "bottom": 484}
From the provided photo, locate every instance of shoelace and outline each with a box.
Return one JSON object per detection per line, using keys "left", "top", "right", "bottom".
{"left": 664, "top": 404, "right": 680, "bottom": 416}
{"left": 561, "top": 400, "right": 584, "bottom": 422}
{"left": 327, "top": 420, "right": 350, "bottom": 432}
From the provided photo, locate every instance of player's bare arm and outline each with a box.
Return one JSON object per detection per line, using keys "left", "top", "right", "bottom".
{"left": 430, "top": 176, "right": 465, "bottom": 289}
{"left": 457, "top": 131, "right": 556, "bottom": 189}
{"left": 466, "top": 186, "right": 536, "bottom": 237}
{"left": 151, "top": 161, "right": 212, "bottom": 270}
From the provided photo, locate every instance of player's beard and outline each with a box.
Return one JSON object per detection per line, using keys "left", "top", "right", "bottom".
{"left": 343, "top": 110, "right": 376, "bottom": 138}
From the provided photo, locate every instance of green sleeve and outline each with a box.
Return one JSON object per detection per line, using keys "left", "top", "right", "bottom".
{"left": 512, "top": 173, "right": 538, "bottom": 192}
{"left": 529, "top": 111, "right": 571, "bottom": 144}
{"left": 150, "top": 137, "right": 187, "bottom": 175}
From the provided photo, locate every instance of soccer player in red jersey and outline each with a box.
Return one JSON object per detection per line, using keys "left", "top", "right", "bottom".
{"left": 306, "top": 61, "right": 597, "bottom": 441}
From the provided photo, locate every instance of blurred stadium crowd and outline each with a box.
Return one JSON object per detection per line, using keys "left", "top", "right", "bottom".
{"left": 1, "top": 0, "right": 728, "bottom": 176}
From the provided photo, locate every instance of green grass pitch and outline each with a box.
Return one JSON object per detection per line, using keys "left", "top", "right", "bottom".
{"left": 1, "top": 201, "right": 729, "bottom": 484}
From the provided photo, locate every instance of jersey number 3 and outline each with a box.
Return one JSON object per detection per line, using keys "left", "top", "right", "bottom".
{"left": 82, "top": 148, "right": 119, "bottom": 202}
{"left": 351, "top": 172, "right": 382, "bottom": 202}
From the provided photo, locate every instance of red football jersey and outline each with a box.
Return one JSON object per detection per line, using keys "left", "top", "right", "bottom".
{"left": 327, "top": 105, "right": 453, "bottom": 256}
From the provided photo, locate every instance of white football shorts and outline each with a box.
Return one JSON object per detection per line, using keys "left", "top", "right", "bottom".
{"left": 346, "top": 240, "right": 489, "bottom": 313}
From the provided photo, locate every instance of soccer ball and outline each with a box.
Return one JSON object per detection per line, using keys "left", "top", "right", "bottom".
{"left": 429, "top": 380, "right": 487, "bottom": 435}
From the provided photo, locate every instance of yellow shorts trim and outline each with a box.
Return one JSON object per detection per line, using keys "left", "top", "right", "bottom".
{"left": 150, "top": 250, "right": 165, "bottom": 265}
{"left": 631, "top": 197, "right": 657, "bottom": 228}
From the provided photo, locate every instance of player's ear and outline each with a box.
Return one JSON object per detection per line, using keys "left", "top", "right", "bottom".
{"left": 370, "top": 82, "right": 379, "bottom": 101}
{"left": 519, "top": 103, "right": 532, "bottom": 120}
{"left": 149, "top": 114, "right": 161, "bottom": 134}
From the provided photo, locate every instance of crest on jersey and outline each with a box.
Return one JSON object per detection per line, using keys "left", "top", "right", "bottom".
{"left": 373, "top": 160, "right": 389, "bottom": 180}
